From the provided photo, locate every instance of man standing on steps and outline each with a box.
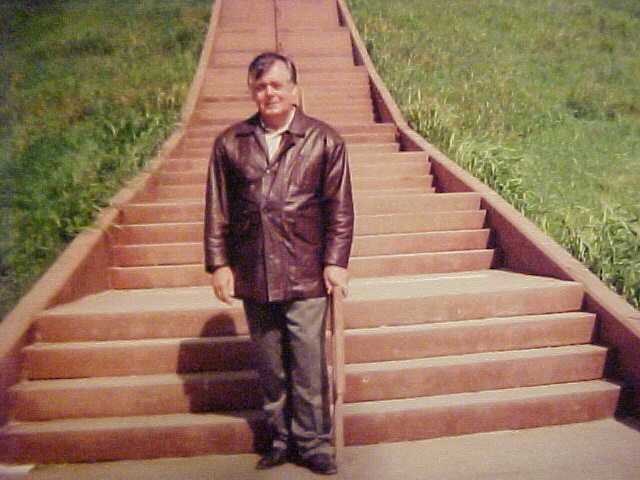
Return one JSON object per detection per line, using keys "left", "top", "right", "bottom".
{"left": 204, "top": 52, "right": 354, "bottom": 475}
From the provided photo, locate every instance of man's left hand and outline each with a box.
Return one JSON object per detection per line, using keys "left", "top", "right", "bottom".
{"left": 323, "top": 265, "right": 349, "bottom": 297}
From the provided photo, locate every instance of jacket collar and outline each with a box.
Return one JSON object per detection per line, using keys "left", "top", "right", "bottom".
{"left": 235, "top": 108, "right": 310, "bottom": 138}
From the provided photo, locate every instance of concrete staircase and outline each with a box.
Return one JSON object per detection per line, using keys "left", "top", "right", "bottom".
{"left": 0, "top": 0, "right": 620, "bottom": 464}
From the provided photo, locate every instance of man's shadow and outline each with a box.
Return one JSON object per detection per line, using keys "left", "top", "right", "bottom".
{"left": 177, "top": 304, "right": 269, "bottom": 452}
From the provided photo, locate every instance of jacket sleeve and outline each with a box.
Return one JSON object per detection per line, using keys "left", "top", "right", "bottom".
{"left": 204, "top": 135, "right": 230, "bottom": 273}
{"left": 322, "top": 137, "right": 355, "bottom": 268}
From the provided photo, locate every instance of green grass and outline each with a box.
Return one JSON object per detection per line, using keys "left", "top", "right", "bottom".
{"left": 0, "top": 0, "right": 212, "bottom": 318}
{"left": 347, "top": 0, "right": 640, "bottom": 308}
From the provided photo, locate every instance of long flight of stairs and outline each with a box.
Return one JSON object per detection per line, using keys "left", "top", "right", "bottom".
{"left": 0, "top": 0, "right": 620, "bottom": 464}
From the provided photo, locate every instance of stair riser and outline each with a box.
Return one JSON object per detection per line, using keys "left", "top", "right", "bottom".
{"left": 109, "top": 251, "right": 494, "bottom": 289}
{"left": 345, "top": 348, "right": 606, "bottom": 403}
{"left": 347, "top": 313, "right": 596, "bottom": 363}
{"left": 349, "top": 250, "right": 494, "bottom": 279}
{"left": 25, "top": 338, "right": 256, "bottom": 380}
{"left": 118, "top": 193, "right": 478, "bottom": 225}
{"left": 344, "top": 388, "right": 619, "bottom": 445}
{"left": 34, "top": 307, "right": 249, "bottom": 343}
{"left": 12, "top": 375, "right": 261, "bottom": 421}
{"left": 111, "top": 231, "right": 490, "bottom": 267}
{"left": 112, "top": 211, "right": 486, "bottom": 244}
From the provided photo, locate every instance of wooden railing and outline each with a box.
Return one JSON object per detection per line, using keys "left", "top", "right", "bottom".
{"left": 328, "top": 288, "right": 346, "bottom": 462}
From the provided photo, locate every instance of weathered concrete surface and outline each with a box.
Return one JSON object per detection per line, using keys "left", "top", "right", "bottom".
{"left": 22, "top": 418, "right": 640, "bottom": 480}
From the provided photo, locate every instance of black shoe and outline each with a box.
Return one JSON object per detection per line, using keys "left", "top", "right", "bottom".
{"left": 304, "top": 453, "right": 337, "bottom": 475}
{"left": 256, "top": 447, "right": 288, "bottom": 470}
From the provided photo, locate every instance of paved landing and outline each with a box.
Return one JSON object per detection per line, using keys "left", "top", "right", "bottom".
{"left": 19, "top": 418, "right": 640, "bottom": 480}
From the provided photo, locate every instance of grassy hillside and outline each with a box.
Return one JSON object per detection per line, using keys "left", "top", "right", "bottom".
{"left": 347, "top": 0, "right": 640, "bottom": 307}
{"left": 0, "top": 0, "right": 212, "bottom": 318}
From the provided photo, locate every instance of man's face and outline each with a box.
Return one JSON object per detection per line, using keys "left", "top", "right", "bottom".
{"left": 249, "top": 60, "right": 298, "bottom": 127}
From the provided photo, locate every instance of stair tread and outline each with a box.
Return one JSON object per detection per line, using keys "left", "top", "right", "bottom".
{"left": 344, "top": 380, "right": 620, "bottom": 414}
{"left": 13, "top": 369, "right": 258, "bottom": 391}
{"left": 109, "top": 249, "right": 494, "bottom": 272}
{"left": 40, "top": 270, "right": 579, "bottom": 317}
{"left": 346, "top": 344, "right": 607, "bottom": 373}
{"left": 348, "top": 311, "right": 594, "bottom": 335}
{"left": 24, "top": 334, "right": 250, "bottom": 351}
{"left": 4, "top": 381, "right": 618, "bottom": 434}
{"left": 3, "top": 410, "right": 262, "bottom": 434}
{"left": 123, "top": 192, "right": 478, "bottom": 208}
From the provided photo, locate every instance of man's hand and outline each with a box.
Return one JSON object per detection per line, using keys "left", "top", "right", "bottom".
{"left": 323, "top": 265, "right": 349, "bottom": 297}
{"left": 211, "top": 266, "right": 235, "bottom": 305}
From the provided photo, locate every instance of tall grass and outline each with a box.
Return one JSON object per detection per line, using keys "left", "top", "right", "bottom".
{"left": 0, "top": 0, "right": 212, "bottom": 318}
{"left": 348, "top": 0, "right": 640, "bottom": 308}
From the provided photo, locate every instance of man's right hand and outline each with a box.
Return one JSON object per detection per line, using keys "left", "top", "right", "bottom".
{"left": 211, "top": 266, "right": 235, "bottom": 305}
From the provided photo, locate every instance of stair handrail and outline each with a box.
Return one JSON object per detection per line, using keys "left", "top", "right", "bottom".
{"left": 329, "top": 288, "right": 346, "bottom": 462}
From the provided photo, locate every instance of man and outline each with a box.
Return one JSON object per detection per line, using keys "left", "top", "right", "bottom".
{"left": 204, "top": 52, "right": 354, "bottom": 475}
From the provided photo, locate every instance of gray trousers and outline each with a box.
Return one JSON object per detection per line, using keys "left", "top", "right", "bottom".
{"left": 243, "top": 297, "right": 332, "bottom": 457}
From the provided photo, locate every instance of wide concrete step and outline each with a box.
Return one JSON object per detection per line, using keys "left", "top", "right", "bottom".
{"left": 161, "top": 150, "right": 427, "bottom": 172}
{"left": 205, "top": 67, "right": 369, "bottom": 85}
{"left": 108, "top": 250, "right": 495, "bottom": 289}
{"left": 345, "top": 271, "right": 584, "bottom": 329}
{"left": 157, "top": 160, "right": 427, "bottom": 185}
{"left": 345, "top": 345, "right": 607, "bottom": 403}
{"left": 24, "top": 335, "right": 255, "bottom": 380}
{"left": 111, "top": 210, "right": 486, "bottom": 244}
{"left": 199, "top": 79, "right": 370, "bottom": 98}
{"left": 179, "top": 131, "right": 391, "bottom": 150}
{"left": 149, "top": 174, "right": 433, "bottom": 200}
{"left": 11, "top": 370, "right": 262, "bottom": 421}
{"left": 111, "top": 230, "right": 490, "bottom": 267}
{"left": 343, "top": 380, "right": 620, "bottom": 445}
{"left": 173, "top": 142, "right": 399, "bottom": 159}
{"left": 281, "top": 30, "right": 355, "bottom": 55}
{"left": 0, "top": 381, "right": 619, "bottom": 463}
{"left": 194, "top": 102, "right": 373, "bottom": 120}
{"left": 182, "top": 122, "right": 395, "bottom": 138}
{"left": 32, "top": 270, "right": 585, "bottom": 342}
{"left": 118, "top": 192, "right": 478, "bottom": 225}
{"left": 24, "top": 310, "right": 594, "bottom": 380}
{"left": 346, "top": 311, "right": 596, "bottom": 363}
{"left": 213, "top": 31, "right": 276, "bottom": 52}
{"left": 0, "top": 410, "right": 265, "bottom": 463}
{"left": 210, "top": 53, "right": 355, "bottom": 69}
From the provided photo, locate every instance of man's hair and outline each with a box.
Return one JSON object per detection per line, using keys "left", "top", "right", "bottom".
{"left": 248, "top": 52, "right": 298, "bottom": 85}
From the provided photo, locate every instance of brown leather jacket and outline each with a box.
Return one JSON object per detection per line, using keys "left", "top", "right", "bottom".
{"left": 204, "top": 109, "right": 354, "bottom": 303}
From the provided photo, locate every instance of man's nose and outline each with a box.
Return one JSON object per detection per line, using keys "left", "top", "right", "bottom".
{"left": 265, "top": 84, "right": 276, "bottom": 96}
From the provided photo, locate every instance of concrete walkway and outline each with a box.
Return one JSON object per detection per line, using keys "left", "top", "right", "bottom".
{"left": 16, "top": 418, "right": 640, "bottom": 480}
